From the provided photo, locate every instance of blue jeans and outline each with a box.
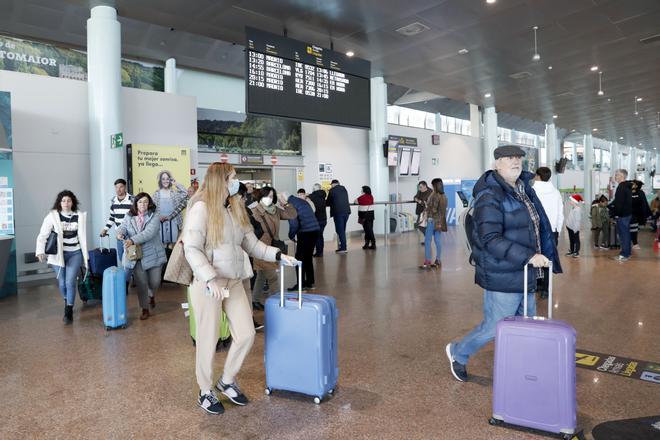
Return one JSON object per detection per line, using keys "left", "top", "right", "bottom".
{"left": 54, "top": 250, "right": 83, "bottom": 306}
{"left": 117, "top": 239, "right": 124, "bottom": 266}
{"left": 315, "top": 220, "right": 327, "bottom": 255}
{"left": 424, "top": 219, "right": 442, "bottom": 261}
{"left": 452, "top": 290, "right": 536, "bottom": 365}
{"left": 333, "top": 214, "right": 349, "bottom": 251}
{"left": 616, "top": 215, "right": 632, "bottom": 258}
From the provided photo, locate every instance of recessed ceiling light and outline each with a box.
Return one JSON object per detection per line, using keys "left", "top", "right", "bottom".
{"left": 548, "top": 65, "right": 553, "bottom": 70}
{"left": 592, "top": 128, "right": 598, "bottom": 131}
{"left": 484, "top": 93, "right": 492, "bottom": 98}
{"left": 553, "top": 115, "right": 558, "bottom": 119}
{"left": 636, "top": 97, "right": 643, "bottom": 102}
{"left": 458, "top": 48, "right": 469, "bottom": 55}
{"left": 590, "top": 66, "right": 599, "bottom": 71}
{"left": 346, "top": 51, "right": 354, "bottom": 57}
{"left": 607, "top": 98, "right": 612, "bottom": 102}
{"left": 619, "top": 136, "right": 624, "bottom": 140}
{"left": 639, "top": 143, "right": 642, "bottom": 146}
{"left": 486, "top": 0, "right": 496, "bottom": 3}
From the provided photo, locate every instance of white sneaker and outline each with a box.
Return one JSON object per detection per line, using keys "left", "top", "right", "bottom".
{"left": 632, "top": 244, "right": 641, "bottom": 250}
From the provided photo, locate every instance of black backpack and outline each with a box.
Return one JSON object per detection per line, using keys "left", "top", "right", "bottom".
{"left": 458, "top": 192, "right": 484, "bottom": 266}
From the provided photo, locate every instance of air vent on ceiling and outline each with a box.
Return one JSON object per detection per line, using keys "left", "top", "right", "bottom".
{"left": 640, "top": 33, "right": 660, "bottom": 44}
{"left": 509, "top": 71, "right": 532, "bottom": 80}
{"left": 395, "top": 22, "right": 431, "bottom": 37}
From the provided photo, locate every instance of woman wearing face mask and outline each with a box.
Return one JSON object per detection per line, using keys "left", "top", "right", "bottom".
{"left": 152, "top": 170, "right": 188, "bottom": 246}
{"left": 184, "top": 163, "right": 298, "bottom": 415}
{"left": 35, "top": 190, "right": 89, "bottom": 324}
{"left": 249, "top": 186, "right": 297, "bottom": 310}
{"left": 117, "top": 193, "right": 166, "bottom": 320}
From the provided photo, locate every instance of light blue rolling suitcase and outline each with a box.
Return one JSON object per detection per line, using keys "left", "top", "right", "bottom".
{"left": 264, "top": 262, "right": 339, "bottom": 404}
{"left": 102, "top": 266, "right": 127, "bottom": 330}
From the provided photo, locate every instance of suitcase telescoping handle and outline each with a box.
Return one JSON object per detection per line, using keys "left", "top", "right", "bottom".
{"left": 279, "top": 260, "right": 303, "bottom": 309}
{"left": 100, "top": 234, "right": 111, "bottom": 250}
{"left": 523, "top": 261, "right": 553, "bottom": 319}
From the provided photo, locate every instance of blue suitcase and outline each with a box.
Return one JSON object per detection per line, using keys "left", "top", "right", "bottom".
{"left": 89, "top": 237, "right": 117, "bottom": 276}
{"left": 264, "top": 262, "right": 339, "bottom": 404}
{"left": 102, "top": 266, "right": 127, "bottom": 330}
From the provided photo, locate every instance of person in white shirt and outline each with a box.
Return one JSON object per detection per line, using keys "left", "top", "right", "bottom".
{"left": 565, "top": 194, "right": 584, "bottom": 257}
{"left": 533, "top": 167, "right": 564, "bottom": 298}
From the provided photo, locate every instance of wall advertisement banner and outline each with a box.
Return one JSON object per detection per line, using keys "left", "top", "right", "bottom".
{"left": 127, "top": 144, "right": 191, "bottom": 196}
{"left": 0, "top": 34, "right": 164, "bottom": 91}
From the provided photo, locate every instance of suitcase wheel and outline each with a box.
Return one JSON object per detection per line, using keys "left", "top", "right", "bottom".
{"left": 488, "top": 418, "right": 503, "bottom": 426}
{"left": 328, "top": 389, "right": 335, "bottom": 395}
{"left": 264, "top": 388, "right": 272, "bottom": 396}
{"left": 121, "top": 325, "right": 127, "bottom": 329}
{"left": 313, "top": 396, "right": 321, "bottom": 405}
{"left": 105, "top": 326, "right": 110, "bottom": 331}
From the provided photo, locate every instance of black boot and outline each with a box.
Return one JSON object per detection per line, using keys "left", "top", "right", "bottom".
{"left": 63, "top": 305, "right": 73, "bottom": 324}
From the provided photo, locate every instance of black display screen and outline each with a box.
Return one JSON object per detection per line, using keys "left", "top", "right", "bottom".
{"left": 245, "top": 27, "right": 371, "bottom": 129}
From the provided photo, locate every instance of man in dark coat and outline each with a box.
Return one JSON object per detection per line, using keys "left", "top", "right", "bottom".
{"left": 308, "top": 183, "right": 328, "bottom": 257}
{"left": 287, "top": 191, "right": 320, "bottom": 291}
{"left": 326, "top": 179, "right": 351, "bottom": 253}
{"left": 611, "top": 169, "right": 632, "bottom": 261}
{"left": 445, "top": 145, "right": 562, "bottom": 382}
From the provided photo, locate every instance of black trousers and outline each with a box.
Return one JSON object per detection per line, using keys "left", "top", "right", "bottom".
{"left": 360, "top": 211, "right": 376, "bottom": 246}
{"left": 567, "top": 227, "right": 580, "bottom": 254}
{"left": 295, "top": 230, "right": 318, "bottom": 287}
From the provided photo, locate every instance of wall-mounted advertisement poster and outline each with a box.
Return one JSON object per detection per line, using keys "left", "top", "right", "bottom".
{"left": 197, "top": 108, "right": 301, "bottom": 156}
{"left": 0, "top": 34, "right": 164, "bottom": 91}
{"left": 127, "top": 144, "right": 191, "bottom": 196}
{"left": 0, "top": 91, "right": 16, "bottom": 297}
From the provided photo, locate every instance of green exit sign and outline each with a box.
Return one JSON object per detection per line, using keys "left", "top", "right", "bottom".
{"left": 111, "top": 132, "right": 124, "bottom": 149}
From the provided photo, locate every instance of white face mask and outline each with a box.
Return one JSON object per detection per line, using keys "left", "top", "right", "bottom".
{"left": 261, "top": 196, "right": 273, "bottom": 207}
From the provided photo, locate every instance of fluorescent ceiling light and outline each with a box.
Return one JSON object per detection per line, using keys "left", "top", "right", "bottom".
{"left": 590, "top": 66, "right": 599, "bottom": 71}
{"left": 553, "top": 115, "right": 558, "bottom": 119}
{"left": 619, "top": 137, "right": 624, "bottom": 140}
{"left": 346, "top": 51, "right": 354, "bottom": 57}
{"left": 592, "top": 128, "right": 598, "bottom": 131}
{"left": 548, "top": 65, "right": 553, "bottom": 70}
{"left": 636, "top": 97, "right": 643, "bottom": 102}
{"left": 486, "top": 0, "right": 496, "bottom": 3}
{"left": 484, "top": 93, "right": 492, "bottom": 98}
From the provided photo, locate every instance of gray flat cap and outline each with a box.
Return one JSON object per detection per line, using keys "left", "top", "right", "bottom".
{"left": 494, "top": 145, "right": 526, "bottom": 159}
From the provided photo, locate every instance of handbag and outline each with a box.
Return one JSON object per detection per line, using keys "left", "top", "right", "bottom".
{"left": 45, "top": 230, "right": 58, "bottom": 255}
{"left": 126, "top": 243, "right": 142, "bottom": 261}
{"left": 262, "top": 217, "right": 288, "bottom": 254}
{"left": 164, "top": 239, "right": 193, "bottom": 285}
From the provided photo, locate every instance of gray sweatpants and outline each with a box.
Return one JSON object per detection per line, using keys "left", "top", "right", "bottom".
{"left": 133, "top": 261, "right": 162, "bottom": 310}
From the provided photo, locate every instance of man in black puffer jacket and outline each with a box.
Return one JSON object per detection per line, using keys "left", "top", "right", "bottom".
{"left": 445, "top": 145, "right": 562, "bottom": 382}
{"left": 308, "top": 183, "right": 328, "bottom": 257}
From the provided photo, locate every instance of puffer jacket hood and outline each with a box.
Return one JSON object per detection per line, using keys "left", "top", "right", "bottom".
{"left": 470, "top": 170, "right": 562, "bottom": 293}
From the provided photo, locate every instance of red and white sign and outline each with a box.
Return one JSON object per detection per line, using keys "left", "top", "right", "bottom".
{"left": 219, "top": 153, "right": 229, "bottom": 163}
{"left": 270, "top": 155, "right": 278, "bottom": 165}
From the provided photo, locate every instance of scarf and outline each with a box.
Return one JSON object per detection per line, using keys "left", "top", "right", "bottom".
{"left": 136, "top": 212, "right": 146, "bottom": 231}
{"left": 515, "top": 181, "right": 543, "bottom": 279}
{"left": 262, "top": 202, "right": 277, "bottom": 215}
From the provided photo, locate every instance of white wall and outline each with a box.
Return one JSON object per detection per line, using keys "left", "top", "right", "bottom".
{"left": 176, "top": 68, "right": 244, "bottom": 112}
{"left": 1, "top": 70, "right": 197, "bottom": 281}
{"left": 387, "top": 124, "right": 483, "bottom": 217}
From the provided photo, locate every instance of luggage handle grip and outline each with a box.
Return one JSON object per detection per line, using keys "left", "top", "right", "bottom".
{"left": 523, "top": 261, "right": 552, "bottom": 319}
{"left": 99, "top": 234, "right": 111, "bottom": 251}
{"left": 279, "top": 260, "right": 303, "bottom": 309}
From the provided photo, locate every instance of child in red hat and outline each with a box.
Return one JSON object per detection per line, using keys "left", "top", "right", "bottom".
{"left": 566, "top": 194, "right": 584, "bottom": 257}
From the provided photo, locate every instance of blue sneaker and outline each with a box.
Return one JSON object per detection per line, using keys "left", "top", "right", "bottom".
{"left": 445, "top": 343, "right": 467, "bottom": 382}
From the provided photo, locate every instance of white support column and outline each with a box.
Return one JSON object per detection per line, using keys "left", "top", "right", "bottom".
{"left": 482, "top": 106, "right": 497, "bottom": 171}
{"left": 610, "top": 142, "right": 617, "bottom": 174}
{"left": 368, "top": 77, "right": 388, "bottom": 236}
{"left": 629, "top": 147, "right": 636, "bottom": 176}
{"left": 164, "top": 58, "right": 177, "bottom": 94}
{"left": 87, "top": 5, "right": 123, "bottom": 239}
{"left": 545, "top": 123, "right": 558, "bottom": 187}
{"left": 584, "top": 134, "right": 594, "bottom": 203}
{"left": 469, "top": 104, "right": 481, "bottom": 138}
{"left": 572, "top": 141, "right": 579, "bottom": 171}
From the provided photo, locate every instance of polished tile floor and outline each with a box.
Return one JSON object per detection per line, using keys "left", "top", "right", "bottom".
{"left": 1, "top": 229, "right": 658, "bottom": 439}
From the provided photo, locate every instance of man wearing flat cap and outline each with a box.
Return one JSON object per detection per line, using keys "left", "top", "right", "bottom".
{"left": 445, "top": 145, "right": 562, "bottom": 382}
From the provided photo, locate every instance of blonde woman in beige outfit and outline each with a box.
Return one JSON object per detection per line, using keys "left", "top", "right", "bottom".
{"left": 249, "top": 186, "right": 297, "bottom": 308}
{"left": 184, "top": 162, "right": 297, "bottom": 415}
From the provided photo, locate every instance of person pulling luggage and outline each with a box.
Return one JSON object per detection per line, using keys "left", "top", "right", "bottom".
{"left": 116, "top": 193, "right": 166, "bottom": 321}
{"left": 183, "top": 162, "right": 297, "bottom": 415}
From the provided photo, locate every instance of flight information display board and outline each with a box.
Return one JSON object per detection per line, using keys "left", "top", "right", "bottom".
{"left": 246, "top": 27, "right": 371, "bottom": 129}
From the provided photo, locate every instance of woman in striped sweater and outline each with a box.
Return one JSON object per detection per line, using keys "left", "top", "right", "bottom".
{"left": 36, "top": 190, "right": 89, "bottom": 324}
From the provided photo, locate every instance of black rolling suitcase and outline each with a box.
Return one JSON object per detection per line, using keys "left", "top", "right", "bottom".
{"left": 608, "top": 221, "right": 620, "bottom": 248}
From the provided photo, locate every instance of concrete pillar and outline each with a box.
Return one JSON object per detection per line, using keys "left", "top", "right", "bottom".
{"left": 545, "top": 123, "right": 558, "bottom": 187}
{"left": 368, "top": 77, "right": 388, "bottom": 235}
{"left": 164, "top": 58, "right": 177, "bottom": 94}
{"left": 87, "top": 5, "right": 123, "bottom": 238}
{"left": 584, "top": 134, "right": 594, "bottom": 203}
{"left": 629, "top": 148, "right": 636, "bottom": 176}
{"left": 469, "top": 104, "right": 481, "bottom": 138}
{"left": 572, "top": 141, "right": 579, "bottom": 171}
{"left": 482, "top": 106, "right": 497, "bottom": 171}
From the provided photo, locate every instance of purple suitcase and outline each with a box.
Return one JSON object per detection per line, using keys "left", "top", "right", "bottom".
{"left": 491, "top": 263, "right": 577, "bottom": 437}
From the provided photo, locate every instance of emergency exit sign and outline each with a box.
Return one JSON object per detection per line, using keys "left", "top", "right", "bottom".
{"left": 111, "top": 132, "right": 124, "bottom": 149}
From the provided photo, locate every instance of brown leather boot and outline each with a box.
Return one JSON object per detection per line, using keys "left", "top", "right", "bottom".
{"left": 140, "top": 308, "right": 150, "bottom": 320}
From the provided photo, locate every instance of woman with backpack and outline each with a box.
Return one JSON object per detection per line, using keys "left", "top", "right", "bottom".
{"left": 420, "top": 178, "right": 448, "bottom": 269}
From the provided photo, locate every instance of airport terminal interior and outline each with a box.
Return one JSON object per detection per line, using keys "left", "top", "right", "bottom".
{"left": 0, "top": 1, "right": 659, "bottom": 439}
